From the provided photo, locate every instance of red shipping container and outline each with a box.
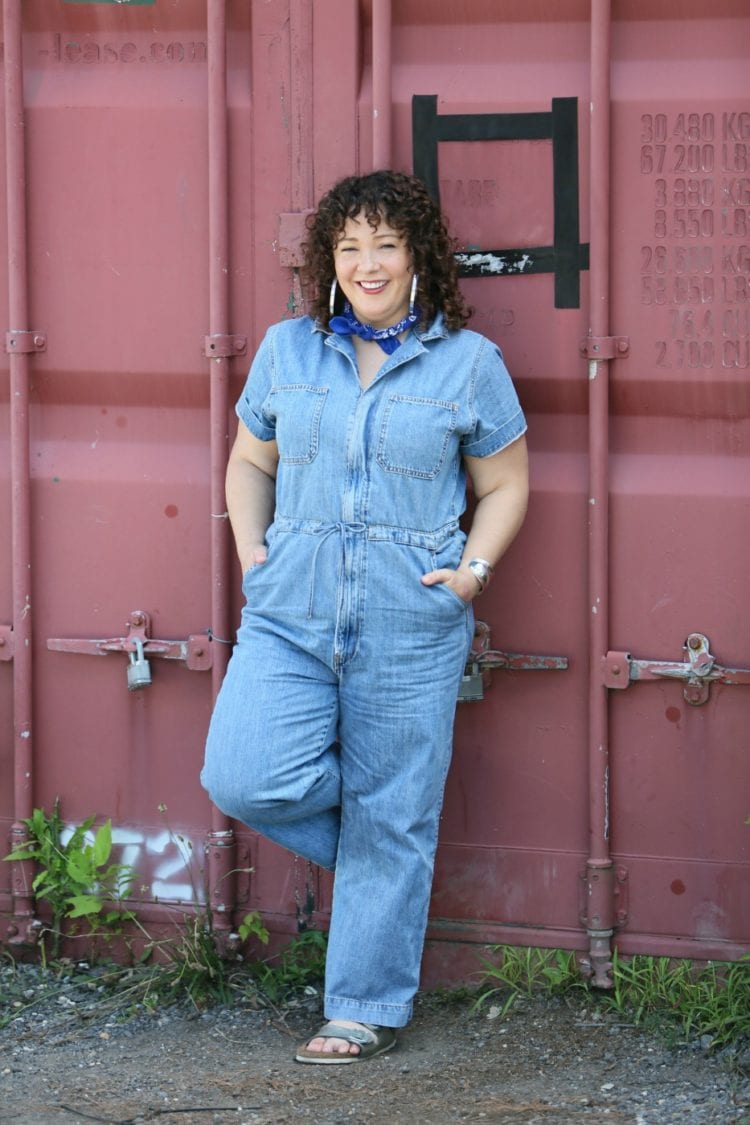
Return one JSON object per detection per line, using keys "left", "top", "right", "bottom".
{"left": 1, "top": 0, "right": 748, "bottom": 984}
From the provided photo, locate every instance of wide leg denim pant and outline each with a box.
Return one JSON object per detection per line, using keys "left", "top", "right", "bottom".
{"left": 201, "top": 527, "right": 473, "bottom": 1028}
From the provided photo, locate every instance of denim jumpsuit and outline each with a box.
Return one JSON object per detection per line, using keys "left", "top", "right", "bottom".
{"left": 201, "top": 312, "right": 526, "bottom": 1028}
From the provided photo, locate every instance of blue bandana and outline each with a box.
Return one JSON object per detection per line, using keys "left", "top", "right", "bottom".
{"left": 329, "top": 302, "right": 420, "bottom": 355}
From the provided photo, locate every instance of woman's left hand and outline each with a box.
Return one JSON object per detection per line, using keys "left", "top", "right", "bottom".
{"left": 421, "top": 566, "right": 478, "bottom": 604}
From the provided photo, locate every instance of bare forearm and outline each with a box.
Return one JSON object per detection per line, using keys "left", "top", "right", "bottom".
{"left": 225, "top": 458, "right": 276, "bottom": 573}
{"left": 460, "top": 482, "right": 528, "bottom": 572}
{"left": 421, "top": 436, "right": 529, "bottom": 602}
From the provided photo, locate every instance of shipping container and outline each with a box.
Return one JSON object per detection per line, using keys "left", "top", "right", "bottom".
{"left": 2, "top": 0, "right": 748, "bottom": 985}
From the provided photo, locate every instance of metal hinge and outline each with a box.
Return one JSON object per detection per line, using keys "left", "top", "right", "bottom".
{"left": 603, "top": 632, "right": 750, "bottom": 706}
{"left": 459, "top": 620, "right": 568, "bottom": 701}
{"left": 47, "top": 610, "right": 215, "bottom": 692}
{"left": 579, "top": 335, "right": 629, "bottom": 359}
{"left": 0, "top": 625, "right": 13, "bottom": 661}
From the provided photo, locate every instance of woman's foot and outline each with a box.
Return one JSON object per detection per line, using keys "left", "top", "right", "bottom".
{"left": 305, "top": 1019, "right": 366, "bottom": 1057}
{"left": 295, "top": 1021, "right": 397, "bottom": 1064}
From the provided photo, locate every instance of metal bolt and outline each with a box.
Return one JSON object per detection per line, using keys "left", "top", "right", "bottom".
{"left": 611, "top": 664, "right": 621, "bottom": 675}
{"left": 131, "top": 612, "right": 144, "bottom": 626}
{"left": 194, "top": 647, "right": 204, "bottom": 657}
{"left": 34, "top": 335, "right": 44, "bottom": 348}
{"left": 688, "top": 635, "right": 702, "bottom": 650}
{"left": 617, "top": 339, "right": 628, "bottom": 353}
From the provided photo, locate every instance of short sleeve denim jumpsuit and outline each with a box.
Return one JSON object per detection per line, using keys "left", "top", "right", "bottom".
{"left": 201, "top": 312, "right": 526, "bottom": 1029}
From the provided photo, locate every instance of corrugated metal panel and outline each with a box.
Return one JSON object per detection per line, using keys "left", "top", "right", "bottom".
{"left": 2, "top": 0, "right": 748, "bottom": 977}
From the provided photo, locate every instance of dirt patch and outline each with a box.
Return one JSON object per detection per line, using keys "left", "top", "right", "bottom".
{"left": 1, "top": 962, "right": 748, "bottom": 1125}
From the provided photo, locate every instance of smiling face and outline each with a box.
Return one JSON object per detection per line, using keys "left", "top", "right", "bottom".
{"left": 332, "top": 212, "right": 414, "bottom": 329}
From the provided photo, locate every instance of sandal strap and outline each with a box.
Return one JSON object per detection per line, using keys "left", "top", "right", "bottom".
{"left": 314, "top": 1022, "right": 378, "bottom": 1046}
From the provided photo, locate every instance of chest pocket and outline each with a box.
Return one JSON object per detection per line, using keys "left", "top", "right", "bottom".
{"left": 269, "top": 384, "right": 328, "bottom": 464}
{"left": 376, "top": 394, "right": 459, "bottom": 480}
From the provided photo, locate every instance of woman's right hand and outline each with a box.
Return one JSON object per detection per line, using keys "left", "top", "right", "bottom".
{"left": 226, "top": 420, "right": 279, "bottom": 576}
{"left": 242, "top": 544, "right": 268, "bottom": 573}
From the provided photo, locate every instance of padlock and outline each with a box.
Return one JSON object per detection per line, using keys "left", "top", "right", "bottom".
{"left": 127, "top": 637, "right": 152, "bottom": 691}
{"left": 458, "top": 663, "right": 484, "bottom": 702}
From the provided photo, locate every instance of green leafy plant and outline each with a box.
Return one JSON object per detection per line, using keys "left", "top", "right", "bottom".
{"left": 248, "top": 928, "right": 328, "bottom": 1004}
{"left": 3, "top": 800, "right": 135, "bottom": 958}
{"left": 238, "top": 910, "right": 270, "bottom": 945}
{"left": 3, "top": 799, "right": 329, "bottom": 1020}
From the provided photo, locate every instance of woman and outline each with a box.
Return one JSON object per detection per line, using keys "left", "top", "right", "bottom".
{"left": 201, "top": 170, "right": 528, "bottom": 1063}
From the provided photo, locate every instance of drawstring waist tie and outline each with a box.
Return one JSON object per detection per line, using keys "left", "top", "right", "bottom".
{"left": 271, "top": 516, "right": 461, "bottom": 619}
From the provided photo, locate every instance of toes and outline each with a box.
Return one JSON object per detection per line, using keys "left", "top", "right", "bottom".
{"left": 306, "top": 1036, "right": 359, "bottom": 1055}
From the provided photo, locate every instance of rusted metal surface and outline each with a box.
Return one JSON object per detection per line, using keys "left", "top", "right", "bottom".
{"left": 204, "top": 0, "right": 237, "bottom": 934}
{"left": 4, "top": 0, "right": 38, "bottom": 945}
{"left": 47, "top": 609, "right": 214, "bottom": 675}
{"left": 459, "top": 620, "right": 569, "bottom": 701}
{"left": 1, "top": 0, "right": 748, "bottom": 972}
{"left": 604, "top": 633, "right": 750, "bottom": 706}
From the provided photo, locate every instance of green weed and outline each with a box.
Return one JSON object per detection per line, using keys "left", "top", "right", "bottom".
{"left": 601, "top": 949, "right": 750, "bottom": 1049}
{"left": 474, "top": 945, "right": 584, "bottom": 1017}
{"left": 3, "top": 801, "right": 135, "bottom": 959}
{"left": 247, "top": 928, "right": 328, "bottom": 1004}
{"left": 474, "top": 944, "right": 750, "bottom": 1050}
{"left": 2, "top": 800, "right": 328, "bottom": 1017}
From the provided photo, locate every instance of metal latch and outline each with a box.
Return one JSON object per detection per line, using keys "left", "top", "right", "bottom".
{"left": 459, "top": 620, "right": 568, "bottom": 701}
{"left": 0, "top": 625, "right": 13, "bottom": 662}
{"left": 48, "top": 610, "right": 214, "bottom": 691}
{"left": 603, "top": 632, "right": 750, "bottom": 706}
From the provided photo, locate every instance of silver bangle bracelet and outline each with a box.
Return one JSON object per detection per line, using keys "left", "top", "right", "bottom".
{"left": 467, "top": 557, "right": 494, "bottom": 592}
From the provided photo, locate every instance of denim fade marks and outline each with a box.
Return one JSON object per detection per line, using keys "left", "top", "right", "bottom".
{"left": 201, "top": 312, "right": 526, "bottom": 1027}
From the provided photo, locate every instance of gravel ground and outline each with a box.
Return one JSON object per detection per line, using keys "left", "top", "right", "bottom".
{"left": 1, "top": 960, "right": 748, "bottom": 1125}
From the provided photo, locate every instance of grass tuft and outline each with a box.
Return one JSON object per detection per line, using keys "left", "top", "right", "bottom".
{"left": 474, "top": 944, "right": 750, "bottom": 1051}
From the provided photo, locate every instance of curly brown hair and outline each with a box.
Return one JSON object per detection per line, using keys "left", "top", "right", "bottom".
{"left": 301, "top": 170, "right": 470, "bottom": 331}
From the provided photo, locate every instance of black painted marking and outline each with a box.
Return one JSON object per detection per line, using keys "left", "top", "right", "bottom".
{"left": 412, "top": 95, "right": 588, "bottom": 308}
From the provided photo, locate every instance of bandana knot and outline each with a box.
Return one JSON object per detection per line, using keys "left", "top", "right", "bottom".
{"left": 329, "top": 302, "right": 419, "bottom": 354}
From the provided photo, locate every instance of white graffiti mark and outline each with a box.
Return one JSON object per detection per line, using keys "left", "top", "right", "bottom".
{"left": 139, "top": 828, "right": 199, "bottom": 902}
{"left": 455, "top": 251, "right": 532, "bottom": 275}
{"left": 59, "top": 823, "right": 203, "bottom": 904}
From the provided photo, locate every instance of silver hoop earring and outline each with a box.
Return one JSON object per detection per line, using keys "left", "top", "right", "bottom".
{"left": 329, "top": 278, "right": 338, "bottom": 317}
{"left": 409, "top": 273, "right": 419, "bottom": 315}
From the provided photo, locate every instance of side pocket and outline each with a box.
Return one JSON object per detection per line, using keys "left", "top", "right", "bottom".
{"left": 428, "top": 539, "right": 470, "bottom": 608}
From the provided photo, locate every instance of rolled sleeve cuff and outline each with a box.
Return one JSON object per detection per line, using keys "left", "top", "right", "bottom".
{"left": 461, "top": 408, "right": 527, "bottom": 458}
{"left": 236, "top": 398, "right": 275, "bottom": 442}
